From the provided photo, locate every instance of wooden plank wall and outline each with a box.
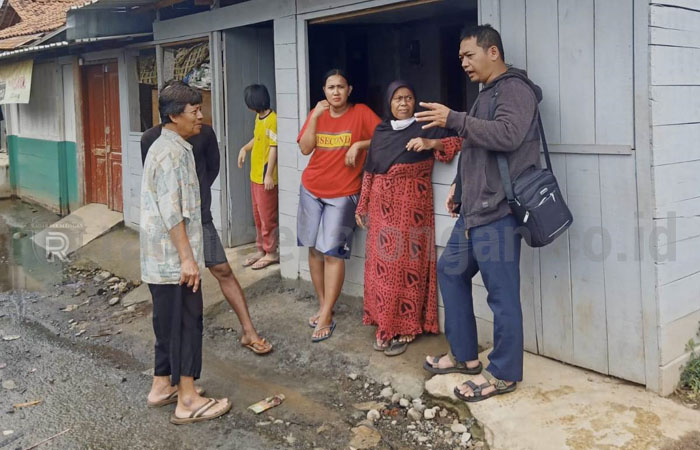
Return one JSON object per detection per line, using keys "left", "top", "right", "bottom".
{"left": 649, "top": 1, "right": 700, "bottom": 394}
{"left": 493, "top": 0, "right": 645, "bottom": 383}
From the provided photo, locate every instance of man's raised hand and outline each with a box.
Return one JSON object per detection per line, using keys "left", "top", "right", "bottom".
{"left": 415, "top": 102, "right": 450, "bottom": 129}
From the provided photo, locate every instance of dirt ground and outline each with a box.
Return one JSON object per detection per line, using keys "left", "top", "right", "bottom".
{"left": 0, "top": 199, "right": 487, "bottom": 450}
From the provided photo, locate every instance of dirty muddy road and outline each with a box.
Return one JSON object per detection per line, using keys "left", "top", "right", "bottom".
{"left": 0, "top": 199, "right": 485, "bottom": 450}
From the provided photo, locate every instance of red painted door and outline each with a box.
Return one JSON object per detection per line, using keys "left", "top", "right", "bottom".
{"left": 83, "top": 62, "right": 122, "bottom": 212}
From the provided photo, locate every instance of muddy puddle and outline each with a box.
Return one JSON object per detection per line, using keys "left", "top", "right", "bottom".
{"left": 0, "top": 199, "right": 65, "bottom": 292}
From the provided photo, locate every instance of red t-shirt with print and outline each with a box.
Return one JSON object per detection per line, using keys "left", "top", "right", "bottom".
{"left": 297, "top": 103, "right": 381, "bottom": 198}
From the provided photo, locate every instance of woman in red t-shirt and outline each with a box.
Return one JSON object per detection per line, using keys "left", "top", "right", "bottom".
{"left": 297, "top": 69, "right": 381, "bottom": 342}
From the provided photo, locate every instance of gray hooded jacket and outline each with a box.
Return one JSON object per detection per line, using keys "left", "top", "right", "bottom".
{"left": 447, "top": 67, "right": 543, "bottom": 230}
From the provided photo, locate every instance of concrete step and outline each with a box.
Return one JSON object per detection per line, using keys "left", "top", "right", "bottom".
{"left": 32, "top": 203, "right": 123, "bottom": 259}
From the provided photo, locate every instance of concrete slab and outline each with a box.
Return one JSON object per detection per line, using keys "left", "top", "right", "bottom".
{"left": 425, "top": 351, "right": 700, "bottom": 450}
{"left": 32, "top": 203, "right": 123, "bottom": 257}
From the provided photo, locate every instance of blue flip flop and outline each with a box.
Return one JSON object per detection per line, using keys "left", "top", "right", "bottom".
{"left": 311, "top": 321, "right": 336, "bottom": 343}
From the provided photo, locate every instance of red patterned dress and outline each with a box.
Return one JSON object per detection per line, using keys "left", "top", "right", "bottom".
{"left": 356, "top": 138, "right": 462, "bottom": 341}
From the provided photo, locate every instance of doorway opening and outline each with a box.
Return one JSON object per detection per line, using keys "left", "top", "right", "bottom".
{"left": 223, "top": 21, "right": 276, "bottom": 247}
{"left": 307, "top": 0, "right": 478, "bottom": 118}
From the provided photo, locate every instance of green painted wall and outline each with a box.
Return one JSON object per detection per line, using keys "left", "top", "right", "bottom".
{"left": 7, "top": 135, "right": 79, "bottom": 213}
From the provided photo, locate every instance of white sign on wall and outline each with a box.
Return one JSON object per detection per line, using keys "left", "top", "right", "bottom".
{"left": 0, "top": 59, "right": 33, "bottom": 104}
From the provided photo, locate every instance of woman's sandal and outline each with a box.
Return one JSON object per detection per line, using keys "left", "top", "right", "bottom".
{"left": 308, "top": 313, "right": 334, "bottom": 329}
{"left": 169, "top": 398, "right": 232, "bottom": 425}
{"left": 423, "top": 353, "right": 483, "bottom": 375}
{"left": 453, "top": 370, "right": 517, "bottom": 403}
{"left": 384, "top": 335, "right": 415, "bottom": 357}
{"left": 373, "top": 339, "right": 390, "bottom": 351}
{"left": 242, "top": 254, "right": 263, "bottom": 267}
{"left": 251, "top": 258, "right": 279, "bottom": 270}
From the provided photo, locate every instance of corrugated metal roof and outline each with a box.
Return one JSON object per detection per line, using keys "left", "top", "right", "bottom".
{"left": 0, "top": 31, "right": 152, "bottom": 59}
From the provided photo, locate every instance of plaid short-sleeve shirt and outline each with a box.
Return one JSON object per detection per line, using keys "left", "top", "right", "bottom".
{"left": 140, "top": 128, "right": 204, "bottom": 284}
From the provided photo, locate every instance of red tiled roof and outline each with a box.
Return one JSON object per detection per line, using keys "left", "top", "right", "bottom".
{"left": 0, "top": 32, "right": 39, "bottom": 48}
{"left": 0, "top": 0, "right": 87, "bottom": 40}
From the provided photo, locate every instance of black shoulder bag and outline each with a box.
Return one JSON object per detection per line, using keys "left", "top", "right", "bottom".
{"left": 491, "top": 91, "right": 573, "bottom": 248}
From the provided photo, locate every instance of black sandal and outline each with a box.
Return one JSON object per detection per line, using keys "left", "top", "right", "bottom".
{"left": 453, "top": 370, "right": 517, "bottom": 402}
{"left": 423, "top": 353, "right": 483, "bottom": 375}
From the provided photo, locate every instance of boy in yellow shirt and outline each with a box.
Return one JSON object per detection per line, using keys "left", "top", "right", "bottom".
{"left": 237, "top": 84, "right": 279, "bottom": 269}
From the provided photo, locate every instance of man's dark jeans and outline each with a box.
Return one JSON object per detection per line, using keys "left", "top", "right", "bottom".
{"left": 437, "top": 214, "right": 523, "bottom": 381}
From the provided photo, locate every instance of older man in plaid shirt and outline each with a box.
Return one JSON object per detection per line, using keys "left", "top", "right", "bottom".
{"left": 140, "top": 81, "right": 231, "bottom": 425}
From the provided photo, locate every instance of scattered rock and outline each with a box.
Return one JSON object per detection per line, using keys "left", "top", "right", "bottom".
{"left": 256, "top": 421, "right": 271, "bottom": 427}
{"left": 2, "top": 380, "right": 17, "bottom": 390}
{"left": 391, "top": 393, "right": 402, "bottom": 403}
{"left": 93, "top": 271, "right": 111, "bottom": 282}
{"left": 108, "top": 297, "right": 120, "bottom": 306}
{"left": 380, "top": 387, "right": 394, "bottom": 399}
{"left": 316, "top": 423, "right": 331, "bottom": 434}
{"left": 348, "top": 373, "right": 358, "bottom": 381}
{"left": 451, "top": 423, "right": 468, "bottom": 434}
{"left": 383, "top": 380, "right": 391, "bottom": 386}
{"left": 2, "top": 430, "right": 13, "bottom": 436}
{"left": 399, "top": 398, "right": 410, "bottom": 408}
{"left": 424, "top": 407, "right": 437, "bottom": 420}
{"left": 285, "top": 434, "right": 296, "bottom": 445}
{"left": 2, "top": 335, "right": 20, "bottom": 341}
{"left": 418, "top": 435, "right": 429, "bottom": 443}
{"left": 106, "top": 277, "right": 120, "bottom": 284}
{"left": 75, "top": 330, "right": 86, "bottom": 337}
{"left": 407, "top": 424, "right": 416, "bottom": 430}
{"left": 366, "top": 409, "right": 380, "bottom": 422}
{"left": 461, "top": 432, "right": 472, "bottom": 446}
{"left": 0, "top": 363, "right": 6, "bottom": 369}
{"left": 349, "top": 424, "right": 382, "bottom": 449}
{"left": 273, "top": 419, "right": 283, "bottom": 425}
{"left": 407, "top": 407, "right": 422, "bottom": 422}
{"left": 412, "top": 398, "right": 425, "bottom": 413}
{"left": 12, "top": 231, "right": 27, "bottom": 239}
{"left": 439, "top": 408, "right": 449, "bottom": 418}
{"left": 116, "top": 281, "right": 129, "bottom": 293}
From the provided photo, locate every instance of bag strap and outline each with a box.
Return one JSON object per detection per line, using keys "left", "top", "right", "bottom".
{"left": 488, "top": 83, "right": 552, "bottom": 202}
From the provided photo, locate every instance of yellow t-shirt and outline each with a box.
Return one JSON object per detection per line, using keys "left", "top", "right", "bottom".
{"left": 250, "top": 111, "right": 278, "bottom": 185}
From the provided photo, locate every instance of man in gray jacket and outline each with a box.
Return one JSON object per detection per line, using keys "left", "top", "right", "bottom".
{"left": 416, "top": 24, "right": 542, "bottom": 402}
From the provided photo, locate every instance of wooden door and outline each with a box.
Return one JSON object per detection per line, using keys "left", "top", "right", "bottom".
{"left": 83, "top": 62, "right": 122, "bottom": 212}
{"left": 224, "top": 25, "right": 276, "bottom": 246}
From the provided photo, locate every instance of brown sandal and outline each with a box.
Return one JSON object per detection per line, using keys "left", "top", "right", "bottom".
{"left": 242, "top": 338, "right": 272, "bottom": 355}
{"left": 147, "top": 386, "right": 205, "bottom": 408}
{"left": 169, "top": 398, "right": 232, "bottom": 425}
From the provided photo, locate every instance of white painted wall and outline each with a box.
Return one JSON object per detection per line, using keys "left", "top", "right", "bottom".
{"left": 16, "top": 62, "right": 61, "bottom": 141}
{"left": 649, "top": 1, "right": 700, "bottom": 395}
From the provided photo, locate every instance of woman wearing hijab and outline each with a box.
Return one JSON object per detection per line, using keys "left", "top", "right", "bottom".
{"left": 356, "top": 81, "right": 462, "bottom": 356}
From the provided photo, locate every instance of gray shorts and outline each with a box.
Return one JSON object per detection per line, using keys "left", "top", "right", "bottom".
{"left": 202, "top": 221, "right": 228, "bottom": 268}
{"left": 297, "top": 184, "right": 358, "bottom": 259}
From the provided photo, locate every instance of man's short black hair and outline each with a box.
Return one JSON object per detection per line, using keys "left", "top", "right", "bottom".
{"left": 460, "top": 24, "right": 505, "bottom": 61}
{"left": 244, "top": 84, "right": 271, "bottom": 113}
{"left": 158, "top": 80, "right": 202, "bottom": 124}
